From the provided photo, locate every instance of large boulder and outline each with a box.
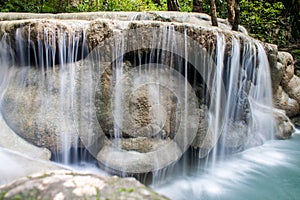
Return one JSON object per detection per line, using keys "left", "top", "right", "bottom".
{"left": 265, "top": 43, "right": 281, "bottom": 91}
{"left": 266, "top": 43, "right": 300, "bottom": 125}
{"left": 1, "top": 65, "right": 79, "bottom": 154}
{"left": 273, "top": 86, "right": 300, "bottom": 117}
{"left": 0, "top": 114, "right": 50, "bottom": 160}
{"left": 92, "top": 62, "right": 200, "bottom": 173}
{"left": 0, "top": 170, "right": 168, "bottom": 200}
{"left": 273, "top": 108, "right": 295, "bottom": 139}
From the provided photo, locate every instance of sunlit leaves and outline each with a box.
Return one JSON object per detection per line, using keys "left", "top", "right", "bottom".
{"left": 240, "top": 0, "right": 288, "bottom": 47}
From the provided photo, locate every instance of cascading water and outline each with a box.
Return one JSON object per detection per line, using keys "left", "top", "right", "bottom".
{"left": 0, "top": 14, "right": 283, "bottom": 195}
{"left": 0, "top": 20, "right": 90, "bottom": 165}
{"left": 214, "top": 34, "right": 277, "bottom": 158}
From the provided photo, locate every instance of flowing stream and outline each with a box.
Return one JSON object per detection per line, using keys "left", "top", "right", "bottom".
{"left": 153, "top": 129, "right": 300, "bottom": 200}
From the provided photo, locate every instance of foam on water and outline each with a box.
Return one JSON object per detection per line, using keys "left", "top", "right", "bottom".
{"left": 153, "top": 129, "right": 300, "bottom": 200}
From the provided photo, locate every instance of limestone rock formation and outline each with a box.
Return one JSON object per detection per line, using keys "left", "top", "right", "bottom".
{"left": 0, "top": 13, "right": 218, "bottom": 173}
{"left": 1, "top": 65, "right": 79, "bottom": 153}
{"left": 266, "top": 43, "right": 300, "bottom": 127}
{"left": 273, "top": 108, "right": 295, "bottom": 139}
{"left": 0, "top": 115, "right": 51, "bottom": 160}
{"left": 92, "top": 62, "right": 200, "bottom": 173}
{"left": 273, "top": 86, "right": 300, "bottom": 117}
{"left": 0, "top": 170, "right": 168, "bottom": 200}
{"left": 0, "top": 12, "right": 296, "bottom": 175}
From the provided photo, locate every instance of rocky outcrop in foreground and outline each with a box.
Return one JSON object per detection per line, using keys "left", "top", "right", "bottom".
{"left": 0, "top": 170, "right": 168, "bottom": 200}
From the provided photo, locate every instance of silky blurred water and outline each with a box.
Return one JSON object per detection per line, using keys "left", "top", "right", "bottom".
{"left": 153, "top": 129, "right": 300, "bottom": 200}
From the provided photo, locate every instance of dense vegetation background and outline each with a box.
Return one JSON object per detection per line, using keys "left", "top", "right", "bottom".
{"left": 0, "top": 0, "right": 299, "bottom": 60}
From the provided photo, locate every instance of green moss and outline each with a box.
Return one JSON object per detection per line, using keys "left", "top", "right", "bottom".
{"left": 12, "top": 194, "right": 22, "bottom": 200}
{"left": 37, "top": 173, "right": 50, "bottom": 179}
{"left": 0, "top": 191, "right": 7, "bottom": 200}
{"left": 96, "top": 188, "right": 101, "bottom": 200}
{"left": 27, "top": 172, "right": 52, "bottom": 180}
{"left": 127, "top": 188, "right": 135, "bottom": 193}
{"left": 118, "top": 188, "right": 127, "bottom": 193}
{"left": 118, "top": 187, "right": 135, "bottom": 193}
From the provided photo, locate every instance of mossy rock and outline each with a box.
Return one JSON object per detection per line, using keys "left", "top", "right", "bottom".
{"left": 0, "top": 170, "right": 168, "bottom": 200}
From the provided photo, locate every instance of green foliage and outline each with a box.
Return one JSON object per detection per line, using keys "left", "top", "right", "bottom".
{"left": 0, "top": 0, "right": 169, "bottom": 13}
{"left": 179, "top": 0, "right": 192, "bottom": 12}
{"left": 12, "top": 194, "right": 22, "bottom": 200}
{"left": 65, "top": 0, "right": 166, "bottom": 12}
{"left": 104, "top": 0, "right": 162, "bottom": 11}
{"left": 240, "top": 0, "right": 288, "bottom": 47}
{"left": 0, "top": 0, "right": 40, "bottom": 12}
{"left": 292, "top": 49, "right": 300, "bottom": 61}
{"left": 0, "top": 191, "right": 7, "bottom": 199}
{"left": 0, "top": 0, "right": 298, "bottom": 47}
{"left": 198, "top": 0, "right": 227, "bottom": 18}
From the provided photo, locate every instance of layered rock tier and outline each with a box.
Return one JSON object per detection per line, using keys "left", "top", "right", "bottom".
{"left": 0, "top": 12, "right": 296, "bottom": 176}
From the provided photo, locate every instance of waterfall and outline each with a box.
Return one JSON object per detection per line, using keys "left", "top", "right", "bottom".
{"left": 210, "top": 34, "right": 276, "bottom": 162}
{"left": 0, "top": 17, "right": 277, "bottom": 181}
{"left": 0, "top": 21, "right": 90, "bottom": 165}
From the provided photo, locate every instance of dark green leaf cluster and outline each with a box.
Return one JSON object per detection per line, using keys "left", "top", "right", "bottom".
{"left": 0, "top": 0, "right": 40, "bottom": 12}
{"left": 240, "top": 0, "right": 289, "bottom": 47}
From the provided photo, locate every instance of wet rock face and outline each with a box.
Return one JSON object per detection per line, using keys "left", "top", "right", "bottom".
{"left": 1, "top": 65, "right": 79, "bottom": 153}
{"left": 273, "top": 109, "right": 295, "bottom": 139}
{"left": 96, "top": 62, "right": 181, "bottom": 140}
{"left": 0, "top": 170, "right": 168, "bottom": 200}
{"left": 0, "top": 114, "right": 51, "bottom": 161}
{"left": 0, "top": 19, "right": 90, "bottom": 66}
{"left": 86, "top": 20, "right": 113, "bottom": 49}
{"left": 93, "top": 61, "right": 201, "bottom": 173}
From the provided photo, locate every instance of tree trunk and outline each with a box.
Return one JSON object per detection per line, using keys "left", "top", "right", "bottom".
{"left": 217, "top": 0, "right": 224, "bottom": 15}
{"left": 192, "top": 0, "right": 203, "bottom": 12}
{"left": 167, "top": 0, "right": 180, "bottom": 11}
{"left": 89, "top": 0, "right": 93, "bottom": 7}
{"left": 210, "top": 0, "right": 218, "bottom": 26}
{"left": 227, "top": 0, "right": 235, "bottom": 25}
{"left": 40, "top": 0, "right": 44, "bottom": 12}
{"left": 232, "top": 0, "right": 240, "bottom": 31}
{"left": 282, "top": 0, "right": 300, "bottom": 39}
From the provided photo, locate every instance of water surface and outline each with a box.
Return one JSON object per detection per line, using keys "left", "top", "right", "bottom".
{"left": 153, "top": 129, "right": 300, "bottom": 200}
